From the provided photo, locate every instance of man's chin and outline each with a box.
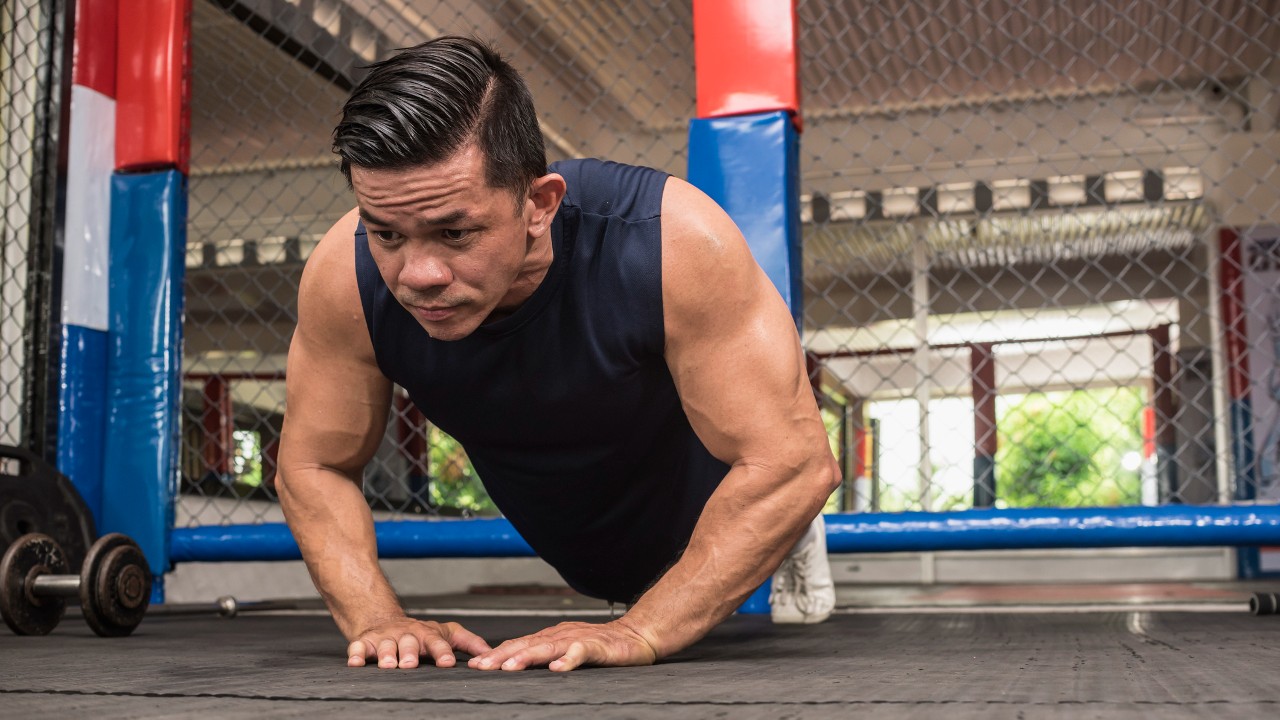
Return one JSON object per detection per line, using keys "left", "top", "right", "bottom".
{"left": 415, "top": 319, "right": 476, "bottom": 341}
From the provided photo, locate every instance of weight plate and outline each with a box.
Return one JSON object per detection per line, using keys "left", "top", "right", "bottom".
{"left": 0, "top": 445, "right": 96, "bottom": 571}
{"left": 80, "top": 534, "right": 150, "bottom": 637}
{"left": 0, "top": 533, "right": 68, "bottom": 635}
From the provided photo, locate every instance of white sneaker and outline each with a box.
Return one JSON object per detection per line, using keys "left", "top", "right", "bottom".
{"left": 770, "top": 515, "right": 835, "bottom": 624}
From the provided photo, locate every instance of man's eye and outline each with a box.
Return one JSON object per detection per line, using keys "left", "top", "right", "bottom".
{"left": 443, "top": 228, "right": 469, "bottom": 242}
{"left": 374, "top": 230, "right": 399, "bottom": 243}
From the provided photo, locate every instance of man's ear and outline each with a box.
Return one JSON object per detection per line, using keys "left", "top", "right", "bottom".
{"left": 526, "top": 173, "right": 567, "bottom": 238}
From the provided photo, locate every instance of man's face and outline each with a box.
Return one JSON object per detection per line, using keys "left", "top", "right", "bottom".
{"left": 351, "top": 145, "right": 540, "bottom": 341}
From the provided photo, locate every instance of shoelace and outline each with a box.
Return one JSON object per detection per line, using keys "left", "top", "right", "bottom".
{"left": 789, "top": 551, "right": 825, "bottom": 615}
{"left": 770, "top": 556, "right": 803, "bottom": 609}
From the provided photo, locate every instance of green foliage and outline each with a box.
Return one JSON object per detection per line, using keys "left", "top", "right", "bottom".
{"left": 819, "top": 402, "right": 845, "bottom": 513}
{"left": 232, "top": 429, "right": 263, "bottom": 488}
{"left": 996, "top": 387, "right": 1144, "bottom": 508}
{"left": 427, "top": 426, "right": 498, "bottom": 515}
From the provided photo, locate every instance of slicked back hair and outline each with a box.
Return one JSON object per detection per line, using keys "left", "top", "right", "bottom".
{"left": 333, "top": 36, "right": 546, "bottom": 206}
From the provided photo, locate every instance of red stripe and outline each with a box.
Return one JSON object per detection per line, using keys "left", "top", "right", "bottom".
{"left": 74, "top": 0, "right": 118, "bottom": 97}
{"left": 1219, "top": 228, "right": 1252, "bottom": 401}
{"left": 1142, "top": 406, "right": 1155, "bottom": 459}
{"left": 693, "top": 0, "right": 801, "bottom": 126}
{"left": 853, "top": 424, "right": 867, "bottom": 479}
{"left": 971, "top": 343, "right": 998, "bottom": 456}
{"left": 116, "top": 0, "right": 191, "bottom": 173}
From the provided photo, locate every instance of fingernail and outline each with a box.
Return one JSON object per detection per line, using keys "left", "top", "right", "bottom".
{"left": 502, "top": 659, "right": 516, "bottom": 669}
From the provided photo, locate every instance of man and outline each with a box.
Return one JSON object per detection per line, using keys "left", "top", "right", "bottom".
{"left": 278, "top": 36, "right": 839, "bottom": 673}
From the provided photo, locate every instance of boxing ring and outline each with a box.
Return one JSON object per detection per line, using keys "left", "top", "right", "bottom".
{"left": 3, "top": 0, "right": 1280, "bottom": 716}
{"left": 4, "top": 591, "right": 1279, "bottom": 718}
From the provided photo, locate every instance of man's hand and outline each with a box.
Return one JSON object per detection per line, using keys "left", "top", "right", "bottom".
{"left": 467, "top": 620, "right": 658, "bottom": 672}
{"left": 347, "top": 617, "right": 493, "bottom": 669}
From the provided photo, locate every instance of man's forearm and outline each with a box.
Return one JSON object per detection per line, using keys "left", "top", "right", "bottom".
{"left": 277, "top": 465, "right": 405, "bottom": 638}
{"left": 618, "top": 459, "right": 835, "bottom": 657}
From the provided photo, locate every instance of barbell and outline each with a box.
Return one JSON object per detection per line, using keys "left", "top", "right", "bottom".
{"left": 0, "top": 532, "right": 150, "bottom": 637}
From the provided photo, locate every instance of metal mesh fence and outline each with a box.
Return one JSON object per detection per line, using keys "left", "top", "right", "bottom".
{"left": 799, "top": 0, "right": 1280, "bottom": 512}
{"left": 180, "top": 0, "right": 693, "bottom": 526}
{"left": 0, "top": 0, "right": 64, "bottom": 455}
{"left": 182, "top": 0, "right": 1280, "bottom": 530}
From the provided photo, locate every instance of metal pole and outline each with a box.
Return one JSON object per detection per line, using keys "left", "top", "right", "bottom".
{"left": 1205, "top": 225, "right": 1234, "bottom": 505}
{"left": 913, "top": 235, "right": 933, "bottom": 510}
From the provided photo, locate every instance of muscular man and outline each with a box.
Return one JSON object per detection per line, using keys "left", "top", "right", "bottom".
{"left": 278, "top": 36, "right": 839, "bottom": 673}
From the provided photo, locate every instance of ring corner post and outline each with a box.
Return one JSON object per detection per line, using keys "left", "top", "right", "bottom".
{"left": 102, "top": 0, "right": 193, "bottom": 603}
{"left": 689, "top": 0, "right": 801, "bottom": 616}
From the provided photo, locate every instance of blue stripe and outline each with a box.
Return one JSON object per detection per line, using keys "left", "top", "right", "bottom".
{"left": 688, "top": 112, "right": 802, "bottom": 327}
{"left": 171, "top": 505, "right": 1280, "bottom": 562}
{"left": 56, "top": 324, "right": 108, "bottom": 525}
{"left": 1230, "top": 397, "right": 1258, "bottom": 502}
{"left": 103, "top": 170, "right": 186, "bottom": 577}
{"left": 826, "top": 505, "right": 1280, "bottom": 552}
{"left": 171, "top": 519, "right": 534, "bottom": 562}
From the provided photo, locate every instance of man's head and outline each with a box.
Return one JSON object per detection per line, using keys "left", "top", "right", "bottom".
{"left": 333, "top": 37, "right": 564, "bottom": 342}
{"left": 333, "top": 35, "right": 547, "bottom": 203}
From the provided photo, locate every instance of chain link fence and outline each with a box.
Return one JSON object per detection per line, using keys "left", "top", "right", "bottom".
{"left": 182, "top": 0, "right": 1280, "bottom": 530}
{"left": 0, "top": 0, "right": 64, "bottom": 457}
{"left": 799, "top": 0, "right": 1280, "bottom": 513}
{"left": 181, "top": 0, "right": 693, "bottom": 526}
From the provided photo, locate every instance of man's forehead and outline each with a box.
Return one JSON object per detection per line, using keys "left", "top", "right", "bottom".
{"left": 357, "top": 204, "right": 476, "bottom": 227}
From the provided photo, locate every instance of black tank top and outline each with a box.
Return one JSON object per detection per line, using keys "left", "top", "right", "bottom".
{"left": 354, "top": 158, "right": 729, "bottom": 602}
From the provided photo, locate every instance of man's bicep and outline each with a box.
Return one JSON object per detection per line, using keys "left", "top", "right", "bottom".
{"left": 280, "top": 212, "right": 392, "bottom": 479}
{"left": 282, "top": 330, "right": 391, "bottom": 477}
{"left": 661, "top": 180, "right": 824, "bottom": 468}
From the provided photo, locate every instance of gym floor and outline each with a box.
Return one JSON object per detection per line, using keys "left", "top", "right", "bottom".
{"left": 3, "top": 583, "right": 1279, "bottom": 718}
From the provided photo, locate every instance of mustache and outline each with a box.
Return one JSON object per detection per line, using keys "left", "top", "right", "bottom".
{"left": 396, "top": 290, "right": 466, "bottom": 308}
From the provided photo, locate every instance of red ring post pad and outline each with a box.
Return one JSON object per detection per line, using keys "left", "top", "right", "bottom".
{"left": 694, "top": 0, "right": 800, "bottom": 125}
{"left": 688, "top": 112, "right": 803, "bottom": 328}
{"left": 102, "top": 170, "right": 187, "bottom": 579}
{"left": 74, "top": 0, "right": 118, "bottom": 98}
{"left": 116, "top": 0, "right": 192, "bottom": 174}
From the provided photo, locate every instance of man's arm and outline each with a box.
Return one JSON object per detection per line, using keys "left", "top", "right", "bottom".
{"left": 278, "top": 209, "right": 490, "bottom": 669}
{"left": 469, "top": 177, "right": 839, "bottom": 671}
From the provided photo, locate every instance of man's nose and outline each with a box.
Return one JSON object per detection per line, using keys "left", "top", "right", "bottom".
{"left": 399, "top": 248, "right": 453, "bottom": 290}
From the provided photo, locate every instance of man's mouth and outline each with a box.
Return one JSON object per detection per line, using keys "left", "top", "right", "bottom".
{"left": 409, "top": 304, "right": 456, "bottom": 322}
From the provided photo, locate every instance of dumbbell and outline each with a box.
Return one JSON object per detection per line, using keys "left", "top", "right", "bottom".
{"left": 1251, "top": 592, "right": 1279, "bottom": 616}
{"left": 0, "top": 532, "right": 151, "bottom": 637}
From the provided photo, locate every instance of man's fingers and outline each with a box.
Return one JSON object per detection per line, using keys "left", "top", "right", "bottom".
{"left": 397, "top": 634, "right": 421, "bottom": 669}
{"left": 422, "top": 634, "right": 456, "bottom": 668}
{"left": 444, "top": 623, "right": 493, "bottom": 658}
{"left": 347, "top": 639, "right": 372, "bottom": 667}
{"left": 377, "top": 638, "right": 399, "bottom": 669}
{"left": 549, "top": 641, "right": 589, "bottom": 673}
{"left": 498, "top": 641, "right": 563, "bottom": 672}
{"left": 470, "top": 636, "right": 534, "bottom": 670}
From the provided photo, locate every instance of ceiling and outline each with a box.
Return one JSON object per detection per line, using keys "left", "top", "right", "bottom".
{"left": 188, "top": 0, "right": 1279, "bottom": 279}
{"left": 191, "top": 0, "right": 1279, "bottom": 165}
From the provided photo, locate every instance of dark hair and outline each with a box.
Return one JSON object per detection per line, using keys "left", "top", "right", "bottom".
{"left": 332, "top": 36, "right": 546, "bottom": 202}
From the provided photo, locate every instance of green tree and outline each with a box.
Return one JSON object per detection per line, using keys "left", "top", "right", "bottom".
{"left": 996, "top": 387, "right": 1144, "bottom": 508}
{"left": 427, "top": 426, "right": 498, "bottom": 516}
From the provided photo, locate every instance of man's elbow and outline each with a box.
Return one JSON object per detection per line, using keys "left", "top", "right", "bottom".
{"left": 807, "top": 453, "right": 842, "bottom": 502}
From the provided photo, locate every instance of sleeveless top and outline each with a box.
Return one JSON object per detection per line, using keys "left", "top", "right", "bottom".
{"left": 354, "top": 158, "right": 729, "bottom": 602}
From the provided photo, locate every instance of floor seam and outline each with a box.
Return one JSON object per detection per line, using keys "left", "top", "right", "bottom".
{"left": 1, "top": 689, "right": 1276, "bottom": 707}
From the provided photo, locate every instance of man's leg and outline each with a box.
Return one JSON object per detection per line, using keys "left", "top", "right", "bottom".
{"left": 769, "top": 515, "right": 835, "bottom": 624}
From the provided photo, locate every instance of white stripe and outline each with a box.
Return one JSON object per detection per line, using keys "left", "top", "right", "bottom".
{"left": 833, "top": 603, "right": 1246, "bottom": 615}
{"left": 62, "top": 85, "right": 114, "bottom": 331}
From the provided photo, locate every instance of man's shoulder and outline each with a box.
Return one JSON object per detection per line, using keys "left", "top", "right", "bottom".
{"left": 550, "top": 158, "right": 669, "bottom": 220}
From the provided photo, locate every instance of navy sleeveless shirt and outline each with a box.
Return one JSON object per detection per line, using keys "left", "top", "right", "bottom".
{"left": 354, "top": 158, "right": 730, "bottom": 602}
